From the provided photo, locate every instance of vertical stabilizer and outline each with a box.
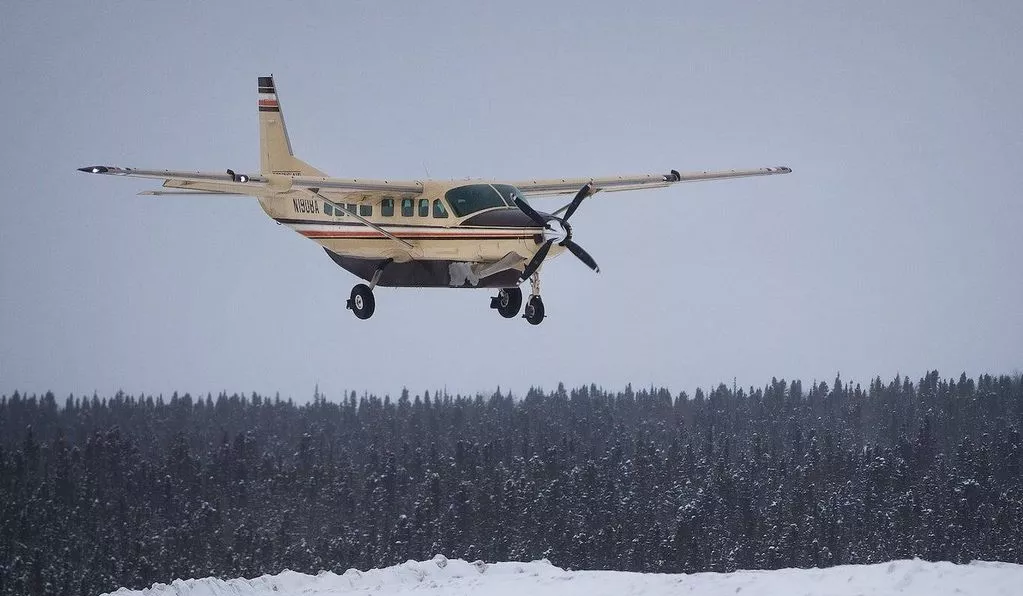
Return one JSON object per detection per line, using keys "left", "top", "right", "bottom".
{"left": 258, "top": 76, "right": 326, "bottom": 176}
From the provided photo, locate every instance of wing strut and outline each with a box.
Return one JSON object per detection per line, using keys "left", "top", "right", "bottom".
{"left": 307, "top": 189, "right": 414, "bottom": 249}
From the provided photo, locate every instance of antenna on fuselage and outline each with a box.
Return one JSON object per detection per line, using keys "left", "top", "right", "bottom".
{"left": 422, "top": 161, "right": 432, "bottom": 180}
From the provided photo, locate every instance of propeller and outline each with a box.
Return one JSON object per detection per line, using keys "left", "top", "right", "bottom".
{"left": 561, "top": 183, "right": 595, "bottom": 221}
{"left": 520, "top": 239, "right": 554, "bottom": 281}
{"left": 562, "top": 239, "right": 599, "bottom": 272}
{"left": 514, "top": 184, "right": 600, "bottom": 280}
{"left": 513, "top": 197, "right": 551, "bottom": 230}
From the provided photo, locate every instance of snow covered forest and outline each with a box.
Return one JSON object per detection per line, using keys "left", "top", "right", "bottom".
{"left": 2, "top": 372, "right": 1021, "bottom": 595}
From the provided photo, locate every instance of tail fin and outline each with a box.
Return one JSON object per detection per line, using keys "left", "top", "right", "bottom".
{"left": 258, "top": 75, "right": 326, "bottom": 176}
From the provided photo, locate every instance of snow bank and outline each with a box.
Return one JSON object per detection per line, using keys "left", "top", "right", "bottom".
{"left": 102, "top": 555, "right": 1023, "bottom": 596}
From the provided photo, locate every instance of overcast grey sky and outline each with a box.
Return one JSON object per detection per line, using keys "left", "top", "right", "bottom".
{"left": 1, "top": 1, "right": 1020, "bottom": 402}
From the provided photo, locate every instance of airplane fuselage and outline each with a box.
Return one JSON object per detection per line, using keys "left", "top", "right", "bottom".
{"left": 256, "top": 180, "right": 565, "bottom": 288}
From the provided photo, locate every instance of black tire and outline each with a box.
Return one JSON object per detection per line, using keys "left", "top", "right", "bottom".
{"left": 348, "top": 284, "right": 375, "bottom": 320}
{"left": 496, "top": 287, "right": 523, "bottom": 318}
{"left": 523, "top": 295, "right": 545, "bottom": 325}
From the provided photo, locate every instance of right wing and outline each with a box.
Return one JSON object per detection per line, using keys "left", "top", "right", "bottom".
{"left": 77, "top": 165, "right": 424, "bottom": 202}
{"left": 511, "top": 166, "right": 792, "bottom": 198}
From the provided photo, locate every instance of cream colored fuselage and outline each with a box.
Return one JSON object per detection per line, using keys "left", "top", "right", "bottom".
{"left": 255, "top": 180, "right": 564, "bottom": 265}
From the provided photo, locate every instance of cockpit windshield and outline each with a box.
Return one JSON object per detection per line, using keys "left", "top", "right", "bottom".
{"left": 444, "top": 184, "right": 527, "bottom": 217}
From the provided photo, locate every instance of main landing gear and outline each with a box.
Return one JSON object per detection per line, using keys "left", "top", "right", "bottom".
{"left": 490, "top": 273, "right": 545, "bottom": 325}
{"left": 490, "top": 287, "right": 523, "bottom": 318}
{"left": 347, "top": 284, "right": 375, "bottom": 319}
{"left": 347, "top": 260, "right": 389, "bottom": 320}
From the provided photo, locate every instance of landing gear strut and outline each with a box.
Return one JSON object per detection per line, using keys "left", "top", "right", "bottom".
{"left": 490, "top": 287, "right": 523, "bottom": 318}
{"left": 523, "top": 272, "right": 545, "bottom": 325}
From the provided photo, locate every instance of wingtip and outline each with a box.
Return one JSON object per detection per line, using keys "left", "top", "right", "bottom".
{"left": 78, "top": 166, "right": 108, "bottom": 174}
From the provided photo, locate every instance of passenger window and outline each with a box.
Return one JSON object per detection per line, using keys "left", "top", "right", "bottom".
{"left": 381, "top": 198, "right": 394, "bottom": 217}
{"left": 401, "top": 198, "right": 414, "bottom": 217}
{"left": 324, "top": 203, "right": 333, "bottom": 216}
{"left": 359, "top": 204, "right": 372, "bottom": 217}
{"left": 346, "top": 203, "right": 357, "bottom": 214}
{"left": 419, "top": 198, "right": 430, "bottom": 217}
{"left": 433, "top": 199, "right": 449, "bottom": 218}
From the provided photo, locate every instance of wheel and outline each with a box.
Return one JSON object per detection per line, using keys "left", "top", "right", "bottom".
{"left": 523, "top": 295, "right": 545, "bottom": 325}
{"left": 495, "top": 287, "right": 523, "bottom": 318}
{"left": 347, "top": 283, "right": 375, "bottom": 319}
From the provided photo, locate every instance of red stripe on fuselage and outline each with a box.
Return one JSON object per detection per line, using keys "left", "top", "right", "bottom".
{"left": 298, "top": 230, "right": 533, "bottom": 240}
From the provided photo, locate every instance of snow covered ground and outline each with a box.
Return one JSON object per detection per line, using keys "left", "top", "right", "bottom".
{"left": 102, "top": 555, "right": 1023, "bottom": 596}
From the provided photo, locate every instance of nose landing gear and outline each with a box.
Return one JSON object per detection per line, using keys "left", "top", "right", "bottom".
{"left": 523, "top": 294, "right": 545, "bottom": 325}
{"left": 522, "top": 271, "right": 545, "bottom": 326}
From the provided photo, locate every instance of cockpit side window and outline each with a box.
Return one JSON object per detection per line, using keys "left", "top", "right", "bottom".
{"left": 433, "top": 199, "right": 449, "bottom": 218}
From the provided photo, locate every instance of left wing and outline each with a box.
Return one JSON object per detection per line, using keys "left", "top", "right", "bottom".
{"left": 510, "top": 166, "right": 791, "bottom": 198}
{"left": 77, "top": 165, "right": 424, "bottom": 201}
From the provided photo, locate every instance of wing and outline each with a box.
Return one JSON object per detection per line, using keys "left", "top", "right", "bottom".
{"left": 77, "top": 165, "right": 424, "bottom": 201}
{"left": 510, "top": 166, "right": 792, "bottom": 198}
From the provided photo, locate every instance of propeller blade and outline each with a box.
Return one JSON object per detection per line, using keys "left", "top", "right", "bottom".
{"left": 561, "top": 239, "right": 600, "bottom": 273}
{"left": 562, "top": 183, "right": 595, "bottom": 222}
{"left": 520, "top": 239, "right": 554, "bottom": 281}
{"left": 513, "top": 197, "right": 551, "bottom": 229}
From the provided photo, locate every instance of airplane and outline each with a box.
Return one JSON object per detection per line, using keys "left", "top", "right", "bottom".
{"left": 79, "top": 75, "right": 791, "bottom": 325}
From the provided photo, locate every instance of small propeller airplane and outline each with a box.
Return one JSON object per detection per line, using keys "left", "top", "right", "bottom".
{"left": 79, "top": 76, "right": 791, "bottom": 325}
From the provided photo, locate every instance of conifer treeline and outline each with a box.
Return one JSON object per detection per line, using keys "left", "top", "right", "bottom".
{"left": 1, "top": 372, "right": 1021, "bottom": 595}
